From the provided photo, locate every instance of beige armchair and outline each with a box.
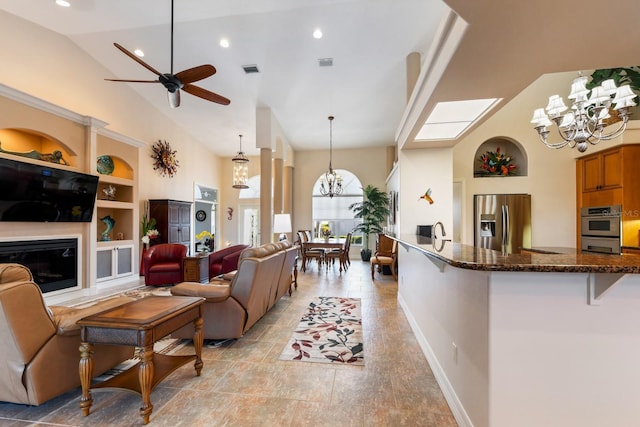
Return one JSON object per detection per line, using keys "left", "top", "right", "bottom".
{"left": 0, "top": 263, "right": 133, "bottom": 405}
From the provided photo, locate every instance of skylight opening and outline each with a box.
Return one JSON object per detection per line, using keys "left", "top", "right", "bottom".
{"left": 416, "top": 98, "right": 501, "bottom": 141}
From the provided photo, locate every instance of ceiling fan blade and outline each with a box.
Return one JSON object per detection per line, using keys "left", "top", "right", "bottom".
{"left": 113, "top": 42, "right": 163, "bottom": 77}
{"left": 182, "top": 84, "right": 231, "bottom": 105}
{"left": 175, "top": 65, "right": 216, "bottom": 84}
{"left": 168, "top": 90, "right": 180, "bottom": 109}
{"left": 105, "top": 79, "right": 160, "bottom": 83}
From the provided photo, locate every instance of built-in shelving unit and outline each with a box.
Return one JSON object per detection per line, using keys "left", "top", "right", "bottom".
{"left": 93, "top": 130, "right": 142, "bottom": 287}
{"left": 0, "top": 83, "right": 146, "bottom": 292}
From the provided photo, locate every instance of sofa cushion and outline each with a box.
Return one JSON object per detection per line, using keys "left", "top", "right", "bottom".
{"left": 49, "top": 296, "right": 135, "bottom": 336}
{"left": 149, "top": 262, "right": 181, "bottom": 273}
{"left": 171, "top": 281, "right": 231, "bottom": 303}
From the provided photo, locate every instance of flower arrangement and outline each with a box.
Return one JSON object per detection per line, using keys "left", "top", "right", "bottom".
{"left": 477, "top": 147, "right": 517, "bottom": 176}
{"left": 141, "top": 229, "right": 159, "bottom": 245}
{"left": 195, "top": 230, "right": 213, "bottom": 252}
{"left": 321, "top": 225, "right": 331, "bottom": 238}
{"left": 195, "top": 230, "right": 212, "bottom": 242}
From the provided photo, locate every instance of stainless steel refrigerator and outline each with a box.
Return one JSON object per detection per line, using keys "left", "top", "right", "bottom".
{"left": 474, "top": 194, "right": 531, "bottom": 254}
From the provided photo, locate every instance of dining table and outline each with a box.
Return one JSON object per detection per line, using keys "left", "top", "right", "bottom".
{"left": 301, "top": 237, "right": 346, "bottom": 272}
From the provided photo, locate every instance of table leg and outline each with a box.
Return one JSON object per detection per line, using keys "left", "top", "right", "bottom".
{"left": 79, "top": 342, "right": 94, "bottom": 416}
{"left": 193, "top": 316, "right": 204, "bottom": 376}
{"left": 138, "top": 345, "right": 154, "bottom": 424}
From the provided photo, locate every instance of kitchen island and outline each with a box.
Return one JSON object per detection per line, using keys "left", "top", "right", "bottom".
{"left": 391, "top": 234, "right": 640, "bottom": 427}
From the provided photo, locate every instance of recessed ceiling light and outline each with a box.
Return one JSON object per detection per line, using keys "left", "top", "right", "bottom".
{"left": 55, "top": 0, "right": 71, "bottom": 7}
{"left": 416, "top": 98, "right": 501, "bottom": 141}
{"left": 134, "top": 49, "right": 144, "bottom": 57}
{"left": 313, "top": 28, "right": 323, "bottom": 39}
{"left": 220, "top": 38, "right": 230, "bottom": 48}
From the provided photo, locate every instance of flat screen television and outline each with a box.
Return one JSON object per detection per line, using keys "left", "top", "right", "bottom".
{"left": 0, "top": 157, "right": 99, "bottom": 222}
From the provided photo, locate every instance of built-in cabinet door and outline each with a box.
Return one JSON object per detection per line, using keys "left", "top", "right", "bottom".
{"left": 581, "top": 155, "right": 601, "bottom": 192}
{"left": 96, "top": 244, "right": 134, "bottom": 282}
{"left": 581, "top": 148, "right": 622, "bottom": 193}
{"left": 601, "top": 149, "right": 622, "bottom": 189}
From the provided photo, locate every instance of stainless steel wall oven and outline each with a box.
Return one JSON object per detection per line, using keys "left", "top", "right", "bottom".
{"left": 580, "top": 205, "right": 621, "bottom": 254}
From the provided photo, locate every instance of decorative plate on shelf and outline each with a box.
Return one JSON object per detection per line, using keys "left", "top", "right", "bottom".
{"left": 96, "top": 155, "right": 114, "bottom": 175}
{"left": 196, "top": 210, "right": 207, "bottom": 222}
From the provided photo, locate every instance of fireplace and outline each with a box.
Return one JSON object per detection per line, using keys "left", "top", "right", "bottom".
{"left": 0, "top": 238, "right": 79, "bottom": 293}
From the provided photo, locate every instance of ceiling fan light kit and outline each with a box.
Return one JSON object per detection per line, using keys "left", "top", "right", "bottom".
{"left": 105, "top": 0, "right": 229, "bottom": 108}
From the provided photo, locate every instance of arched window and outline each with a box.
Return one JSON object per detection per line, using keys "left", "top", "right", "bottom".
{"left": 312, "top": 169, "right": 363, "bottom": 244}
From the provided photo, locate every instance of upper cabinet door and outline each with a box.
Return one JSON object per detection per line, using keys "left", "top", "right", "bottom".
{"left": 581, "top": 155, "right": 601, "bottom": 192}
{"left": 600, "top": 149, "right": 622, "bottom": 190}
{"left": 580, "top": 148, "right": 622, "bottom": 192}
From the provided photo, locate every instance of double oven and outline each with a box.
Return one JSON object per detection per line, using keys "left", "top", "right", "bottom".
{"left": 580, "top": 205, "right": 621, "bottom": 254}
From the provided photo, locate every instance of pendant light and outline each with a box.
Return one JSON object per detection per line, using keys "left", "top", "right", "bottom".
{"left": 232, "top": 134, "right": 249, "bottom": 189}
{"left": 320, "top": 116, "right": 343, "bottom": 198}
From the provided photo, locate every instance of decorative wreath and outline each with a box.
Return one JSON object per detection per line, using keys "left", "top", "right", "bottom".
{"left": 151, "top": 140, "right": 179, "bottom": 178}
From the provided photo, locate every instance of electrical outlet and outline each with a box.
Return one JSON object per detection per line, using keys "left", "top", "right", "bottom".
{"left": 452, "top": 342, "right": 458, "bottom": 364}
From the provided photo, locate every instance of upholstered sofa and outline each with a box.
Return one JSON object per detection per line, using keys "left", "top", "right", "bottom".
{"left": 207, "top": 244, "right": 250, "bottom": 280}
{"left": 143, "top": 243, "right": 188, "bottom": 286}
{"left": 170, "top": 240, "right": 297, "bottom": 340}
{"left": 0, "top": 263, "right": 134, "bottom": 405}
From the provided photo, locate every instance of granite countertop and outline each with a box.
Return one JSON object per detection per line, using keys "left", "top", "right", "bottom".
{"left": 392, "top": 234, "right": 640, "bottom": 274}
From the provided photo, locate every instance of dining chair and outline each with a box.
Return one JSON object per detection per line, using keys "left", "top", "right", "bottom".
{"left": 298, "top": 230, "right": 324, "bottom": 271}
{"left": 325, "top": 232, "right": 351, "bottom": 272}
{"left": 371, "top": 238, "right": 397, "bottom": 280}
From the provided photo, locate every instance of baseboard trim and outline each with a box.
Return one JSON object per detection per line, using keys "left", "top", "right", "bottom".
{"left": 397, "top": 293, "right": 474, "bottom": 427}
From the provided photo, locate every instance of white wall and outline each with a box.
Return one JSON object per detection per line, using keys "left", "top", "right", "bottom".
{"left": 0, "top": 12, "right": 225, "bottom": 245}
{"left": 453, "top": 72, "right": 580, "bottom": 248}
{"left": 399, "top": 147, "right": 453, "bottom": 237}
{"left": 398, "top": 247, "right": 490, "bottom": 427}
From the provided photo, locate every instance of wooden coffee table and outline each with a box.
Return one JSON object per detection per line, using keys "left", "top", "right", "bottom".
{"left": 77, "top": 296, "right": 205, "bottom": 424}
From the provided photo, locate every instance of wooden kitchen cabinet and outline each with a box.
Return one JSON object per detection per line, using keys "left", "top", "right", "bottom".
{"left": 577, "top": 144, "right": 640, "bottom": 248}
{"left": 149, "top": 199, "right": 192, "bottom": 249}
{"left": 580, "top": 148, "right": 622, "bottom": 192}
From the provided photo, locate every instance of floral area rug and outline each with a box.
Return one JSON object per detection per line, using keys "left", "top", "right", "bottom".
{"left": 279, "top": 296, "right": 364, "bottom": 365}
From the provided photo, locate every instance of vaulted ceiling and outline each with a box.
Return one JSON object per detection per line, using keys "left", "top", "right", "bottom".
{"left": 1, "top": 0, "right": 638, "bottom": 156}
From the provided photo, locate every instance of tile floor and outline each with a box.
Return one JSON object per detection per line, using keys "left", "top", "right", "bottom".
{"left": 0, "top": 260, "right": 457, "bottom": 426}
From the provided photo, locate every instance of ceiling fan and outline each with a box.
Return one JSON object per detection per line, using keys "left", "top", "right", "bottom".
{"left": 105, "top": 0, "right": 230, "bottom": 108}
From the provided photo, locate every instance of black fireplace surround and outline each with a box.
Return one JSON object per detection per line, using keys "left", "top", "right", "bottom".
{"left": 0, "top": 238, "right": 78, "bottom": 293}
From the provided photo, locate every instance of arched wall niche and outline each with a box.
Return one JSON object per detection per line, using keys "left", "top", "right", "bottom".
{"left": 0, "top": 128, "right": 76, "bottom": 166}
{"left": 473, "top": 136, "right": 528, "bottom": 177}
{"left": 96, "top": 133, "right": 136, "bottom": 179}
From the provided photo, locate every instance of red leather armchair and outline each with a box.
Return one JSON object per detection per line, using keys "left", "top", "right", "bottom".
{"left": 208, "top": 244, "right": 249, "bottom": 280}
{"left": 143, "top": 243, "right": 188, "bottom": 286}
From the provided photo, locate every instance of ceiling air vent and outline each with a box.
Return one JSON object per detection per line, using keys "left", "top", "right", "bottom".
{"left": 318, "top": 58, "right": 333, "bottom": 67}
{"left": 242, "top": 64, "right": 260, "bottom": 74}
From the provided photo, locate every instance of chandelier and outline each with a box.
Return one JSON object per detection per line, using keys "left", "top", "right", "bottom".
{"left": 232, "top": 134, "right": 249, "bottom": 189}
{"left": 530, "top": 74, "right": 637, "bottom": 152}
{"left": 320, "top": 115, "right": 343, "bottom": 198}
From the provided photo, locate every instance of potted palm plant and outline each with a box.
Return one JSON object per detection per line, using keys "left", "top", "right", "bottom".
{"left": 349, "top": 185, "right": 390, "bottom": 261}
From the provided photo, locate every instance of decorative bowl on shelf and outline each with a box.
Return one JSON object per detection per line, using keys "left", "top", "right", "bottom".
{"left": 96, "top": 155, "right": 114, "bottom": 175}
